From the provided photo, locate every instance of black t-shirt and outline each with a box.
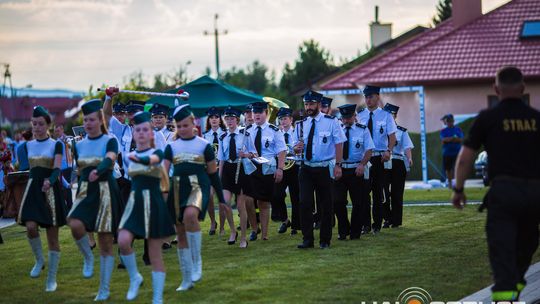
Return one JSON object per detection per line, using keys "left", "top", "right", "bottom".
{"left": 464, "top": 98, "right": 540, "bottom": 180}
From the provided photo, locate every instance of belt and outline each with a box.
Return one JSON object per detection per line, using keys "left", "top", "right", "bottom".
{"left": 392, "top": 154, "right": 405, "bottom": 161}
{"left": 225, "top": 159, "right": 240, "bottom": 164}
{"left": 371, "top": 150, "right": 387, "bottom": 157}
{"left": 304, "top": 159, "right": 333, "bottom": 168}
{"left": 341, "top": 162, "right": 360, "bottom": 169}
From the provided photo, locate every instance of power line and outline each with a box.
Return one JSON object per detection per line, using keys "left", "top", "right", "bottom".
{"left": 204, "top": 14, "right": 228, "bottom": 78}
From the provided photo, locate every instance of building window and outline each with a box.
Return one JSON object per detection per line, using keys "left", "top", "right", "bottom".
{"left": 488, "top": 94, "right": 530, "bottom": 108}
{"left": 521, "top": 20, "right": 540, "bottom": 39}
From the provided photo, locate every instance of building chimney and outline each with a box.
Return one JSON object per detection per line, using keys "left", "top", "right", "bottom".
{"left": 452, "top": 0, "right": 482, "bottom": 28}
{"left": 370, "top": 6, "right": 392, "bottom": 48}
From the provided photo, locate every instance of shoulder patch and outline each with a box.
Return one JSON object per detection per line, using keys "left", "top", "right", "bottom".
{"left": 355, "top": 123, "right": 366, "bottom": 129}
{"left": 397, "top": 125, "right": 407, "bottom": 132}
{"left": 357, "top": 108, "right": 365, "bottom": 113}
{"left": 203, "top": 130, "right": 210, "bottom": 135}
{"left": 219, "top": 133, "right": 227, "bottom": 141}
{"left": 269, "top": 124, "right": 279, "bottom": 131}
{"left": 324, "top": 114, "right": 335, "bottom": 119}
{"left": 245, "top": 125, "right": 253, "bottom": 130}
{"left": 239, "top": 128, "right": 249, "bottom": 136}
{"left": 220, "top": 126, "right": 227, "bottom": 132}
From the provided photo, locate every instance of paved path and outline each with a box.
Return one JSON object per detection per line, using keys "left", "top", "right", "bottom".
{"left": 460, "top": 261, "right": 540, "bottom": 303}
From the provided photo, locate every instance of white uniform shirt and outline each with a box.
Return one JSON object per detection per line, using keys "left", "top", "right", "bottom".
{"left": 342, "top": 123, "right": 375, "bottom": 163}
{"left": 217, "top": 128, "right": 256, "bottom": 162}
{"left": 393, "top": 125, "right": 414, "bottom": 155}
{"left": 246, "top": 122, "right": 287, "bottom": 159}
{"left": 292, "top": 112, "right": 346, "bottom": 162}
{"left": 356, "top": 107, "right": 397, "bottom": 151}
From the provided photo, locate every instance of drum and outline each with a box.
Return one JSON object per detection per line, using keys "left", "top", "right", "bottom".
{"left": 3, "top": 171, "right": 29, "bottom": 218}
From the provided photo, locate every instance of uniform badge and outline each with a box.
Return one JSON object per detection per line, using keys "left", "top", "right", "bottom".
{"left": 379, "top": 126, "right": 384, "bottom": 134}
{"left": 322, "top": 136, "right": 327, "bottom": 144}
{"left": 355, "top": 141, "right": 360, "bottom": 149}
{"left": 265, "top": 139, "right": 269, "bottom": 148}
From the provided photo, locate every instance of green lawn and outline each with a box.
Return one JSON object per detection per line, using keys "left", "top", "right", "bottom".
{"left": 404, "top": 187, "right": 488, "bottom": 202}
{"left": 1, "top": 203, "right": 537, "bottom": 303}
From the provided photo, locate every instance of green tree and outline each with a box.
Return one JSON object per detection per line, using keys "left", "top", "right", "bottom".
{"left": 222, "top": 60, "right": 269, "bottom": 95}
{"left": 279, "top": 39, "right": 334, "bottom": 107}
{"left": 432, "top": 0, "right": 452, "bottom": 25}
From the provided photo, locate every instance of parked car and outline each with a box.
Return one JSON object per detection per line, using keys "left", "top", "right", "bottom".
{"left": 474, "top": 151, "right": 489, "bottom": 186}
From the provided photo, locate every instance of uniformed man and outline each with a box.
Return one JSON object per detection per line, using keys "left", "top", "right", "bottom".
{"left": 452, "top": 66, "right": 540, "bottom": 302}
{"left": 246, "top": 102, "right": 287, "bottom": 241}
{"left": 272, "top": 107, "right": 300, "bottom": 235}
{"left": 150, "top": 103, "right": 174, "bottom": 143}
{"left": 321, "top": 96, "right": 333, "bottom": 114}
{"left": 356, "top": 85, "right": 397, "bottom": 234}
{"left": 334, "top": 104, "right": 374, "bottom": 240}
{"left": 294, "top": 90, "right": 346, "bottom": 249}
{"left": 381, "top": 103, "right": 413, "bottom": 228}
{"left": 112, "top": 103, "right": 127, "bottom": 125}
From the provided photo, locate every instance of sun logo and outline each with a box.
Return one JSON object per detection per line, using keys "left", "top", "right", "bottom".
{"left": 397, "top": 287, "right": 432, "bottom": 304}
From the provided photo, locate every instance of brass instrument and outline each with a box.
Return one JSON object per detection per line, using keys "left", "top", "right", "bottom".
{"left": 212, "top": 143, "right": 219, "bottom": 159}
{"left": 284, "top": 144, "right": 296, "bottom": 170}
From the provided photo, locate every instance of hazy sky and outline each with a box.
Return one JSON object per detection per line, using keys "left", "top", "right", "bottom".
{"left": 0, "top": 0, "right": 510, "bottom": 91}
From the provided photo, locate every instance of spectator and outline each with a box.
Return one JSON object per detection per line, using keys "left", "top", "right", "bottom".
{"left": 16, "top": 129, "right": 33, "bottom": 171}
{"left": 440, "top": 114, "right": 463, "bottom": 189}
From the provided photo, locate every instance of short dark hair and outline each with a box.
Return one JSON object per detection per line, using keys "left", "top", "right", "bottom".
{"left": 496, "top": 66, "right": 523, "bottom": 86}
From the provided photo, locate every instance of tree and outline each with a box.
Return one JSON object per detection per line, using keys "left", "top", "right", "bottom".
{"left": 279, "top": 39, "right": 334, "bottom": 107}
{"left": 432, "top": 0, "right": 452, "bottom": 25}
{"left": 222, "top": 60, "right": 269, "bottom": 95}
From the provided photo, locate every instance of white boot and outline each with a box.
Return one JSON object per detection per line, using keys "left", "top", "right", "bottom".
{"left": 152, "top": 271, "right": 166, "bottom": 304}
{"left": 187, "top": 231, "right": 202, "bottom": 282}
{"left": 175, "top": 248, "right": 193, "bottom": 291}
{"left": 94, "top": 255, "right": 114, "bottom": 301}
{"left": 121, "top": 253, "right": 143, "bottom": 301}
{"left": 28, "top": 237, "right": 45, "bottom": 278}
{"left": 45, "top": 251, "right": 60, "bottom": 292}
{"left": 75, "top": 234, "right": 94, "bottom": 278}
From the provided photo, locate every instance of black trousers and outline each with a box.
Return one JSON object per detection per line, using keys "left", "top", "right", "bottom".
{"left": 299, "top": 166, "right": 333, "bottom": 244}
{"left": 382, "top": 159, "right": 407, "bottom": 226}
{"left": 332, "top": 168, "right": 367, "bottom": 238}
{"left": 366, "top": 155, "right": 385, "bottom": 230}
{"left": 485, "top": 177, "right": 540, "bottom": 294}
{"left": 271, "top": 165, "right": 300, "bottom": 229}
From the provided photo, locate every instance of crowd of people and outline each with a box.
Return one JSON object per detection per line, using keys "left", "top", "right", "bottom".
{"left": 1, "top": 85, "right": 415, "bottom": 303}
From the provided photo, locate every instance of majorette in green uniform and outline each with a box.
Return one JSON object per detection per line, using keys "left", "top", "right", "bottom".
{"left": 67, "top": 99, "right": 122, "bottom": 301}
{"left": 163, "top": 104, "right": 226, "bottom": 292}
{"left": 117, "top": 111, "right": 175, "bottom": 303}
{"left": 17, "top": 105, "right": 67, "bottom": 292}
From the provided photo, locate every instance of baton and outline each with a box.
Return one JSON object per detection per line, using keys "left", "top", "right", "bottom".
{"left": 234, "top": 129, "right": 245, "bottom": 184}
{"left": 97, "top": 88, "right": 190, "bottom": 100}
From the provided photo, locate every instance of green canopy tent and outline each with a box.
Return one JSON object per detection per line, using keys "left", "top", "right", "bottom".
{"left": 145, "top": 75, "right": 288, "bottom": 117}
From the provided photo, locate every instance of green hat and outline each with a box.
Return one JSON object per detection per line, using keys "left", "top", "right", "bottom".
{"left": 81, "top": 99, "right": 103, "bottom": 115}
{"left": 133, "top": 111, "right": 152, "bottom": 125}
{"left": 32, "top": 105, "right": 50, "bottom": 118}
{"left": 173, "top": 104, "right": 192, "bottom": 121}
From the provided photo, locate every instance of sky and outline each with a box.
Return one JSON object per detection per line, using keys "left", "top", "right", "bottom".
{"left": 0, "top": 0, "right": 510, "bottom": 91}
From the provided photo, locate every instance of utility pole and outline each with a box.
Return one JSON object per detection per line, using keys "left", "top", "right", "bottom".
{"left": 204, "top": 14, "right": 227, "bottom": 79}
{"left": 1, "top": 63, "right": 14, "bottom": 98}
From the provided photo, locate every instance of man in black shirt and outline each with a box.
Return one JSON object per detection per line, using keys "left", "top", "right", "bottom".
{"left": 452, "top": 66, "right": 540, "bottom": 302}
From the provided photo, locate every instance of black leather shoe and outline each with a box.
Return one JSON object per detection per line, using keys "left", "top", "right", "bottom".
{"left": 361, "top": 227, "right": 371, "bottom": 235}
{"left": 278, "top": 222, "right": 289, "bottom": 234}
{"left": 162, "top": 242, "right": 172, "bottom": 250}
{"left": 228, "top": 232, "right": 238, "bottom": 245}
{"left": 290, "top": 229, "right": 298, "bottom": 235}
{"left": 319, "top": 242, "right": 330, "bottom": 249}
{"left": 337, "top": 234, "right": 348, "bottom": 241}
{"left": 117, "top": 263, "right": 126, "bottom": 270}
{"left": 391, "top": 224, "right": 400, "bottom": 228}
{"left": 249, "top": 231, "right": 258, "bottom": 241}
{"left": 382, "top": 221, "right": 391, "bottom": 229}
{"left": 372, "top": 228, "right": 381, "bottom": 235}
{"left": 297, "top": 241, "right": 314, "bottom": 249}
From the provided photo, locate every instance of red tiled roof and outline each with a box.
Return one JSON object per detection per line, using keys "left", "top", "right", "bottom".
{"left": 0, "top": 97, "right": 81, "bottom": 124}
{"left": 322, "top": 0, "right": 540, "bottom": 89}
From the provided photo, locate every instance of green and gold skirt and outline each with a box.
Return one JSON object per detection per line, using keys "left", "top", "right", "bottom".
{"left": 166, "top": 173, "right": 211, "bottom": 224}
{"left": 18, "top": 167, "right": 67, "bottom": 228}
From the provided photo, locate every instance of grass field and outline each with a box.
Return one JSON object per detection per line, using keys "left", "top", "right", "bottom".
{"left": 1, "top": 200, "right": 538, "bottom": 303}
{"left": 403, "top": 187, "right": 487, "bottom": 202}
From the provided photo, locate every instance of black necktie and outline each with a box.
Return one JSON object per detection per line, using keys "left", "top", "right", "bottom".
{"left": 213, "top": 132, "right": 218, "bottom": 145}
{"left": 284, "top": 132, "right": 290, "bottom": 145}
{"left": 343, "top": 126, "right": 350, "bottom": 160}
{"left": 255, "top": 126, "right": 262, "bottom": 155}
{"left": 229, "top": 133, "right": 237, "bottom": 160}
{"left": 306, "top": 119, "right": 315, "bottom": 161}
{"left": 368, "top": 112, "right": 374, "bottom": 138}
